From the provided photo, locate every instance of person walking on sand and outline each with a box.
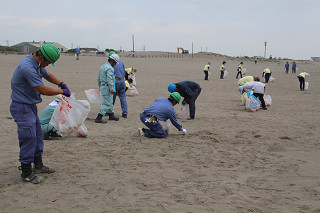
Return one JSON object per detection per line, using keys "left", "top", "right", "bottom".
{"left": 95, "top": 54, "right": 120, "bottom": 123}
{"left": 236, "top": 62, "right": 243, "bottom": 79}
{"left": 285, "top": 62, "right": 289, "bottom": 74}
{"left": 111, "top": 52, "right": 128, "bottom": 118}
{"left": 203, "top": 62, "right": 210, "bottom": 80}
{"left": 297, "top": 71, "right": 310, "bottom": 91}
{"left": 138, "top": 92, "right": 187, "bottom": 138}
{"left": 292, "top": 61, "right": 297, "bottom": 74}
{"left": 220, "top": 61, "right": 226, "bottom": 79}
{"left": 75, "top": 46, "right": 80, "bottom": 60}
{"left": 10, "top": 43, "right": 71, "bottom": 184}
{"left": 168, "top": 81, "right": 201, "bottom": 120}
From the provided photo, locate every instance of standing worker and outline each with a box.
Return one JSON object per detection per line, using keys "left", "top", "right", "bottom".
{"left": 203, "top": 62, "right": 210, "bottom": 80}
{"left": 75, "top": 46, "right": 80, "bottom": 60}
{"left": 236, "top": 62, "right": 244, "bottom": 79}
{"left": 168, "top": 80, "right": 201, "bottom": 120}
{"left": 297, "top": 71, "right": 310, "bottom": 91}
{"left": 95, "top": 54, "right": 120, "bottom": 123}
{"left": 10, "top": 43, "right": 71, "bottom": 184}
{"left": 111, "top": 52, "right": 128, "bottom": 118}
{"left": 292, "top": 61, "right": 297, "bottom": 74}
{"left": 262, "top": 68, "right": 272, "bottom": 83}
{"left": 220, "top": 61, "right": 226, "bottom": 79}
{"left": 138, "top": 92, "right": 187, "bottom": 138}
{"left": 284, "top": 62, "right": 289, "bottom": 74}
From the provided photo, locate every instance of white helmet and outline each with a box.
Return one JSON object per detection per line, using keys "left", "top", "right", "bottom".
{"left": 109, "top": 54, "right": 120, "bottom": 63}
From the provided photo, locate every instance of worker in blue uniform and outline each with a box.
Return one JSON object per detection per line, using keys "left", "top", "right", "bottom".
{"left": 138, "top": 92, "right": 187, "bottom": 138}
{"left": 168, "top": 80, "right": 201, "bottom": 120}
{"left": 111, "top": 53, "right": 128, "bottom": 118}
{"left": 10, "top": 43, "right": 71, "bottom": 184}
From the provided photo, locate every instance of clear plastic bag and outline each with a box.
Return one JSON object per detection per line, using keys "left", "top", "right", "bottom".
{"left": 264, "top": 95, "right": 272, "bottom": 106}
{"left": 245, "top": 95, "right": 261, "bottom": 112}
{"left": 305, "top": 82, "right": 309, "bottom": 90}
{"left": 269, "top": 76, "right": 275, "bottom": 82}
{"left": 160, "top": 120, "right": 172, "bottom": 135}
{"left": 128, "top": 85, "right": 139, "bottom": 96}
{"left": 84, "top": 89, "right": 103, "bottom": 104}
{"left": 177, "top": 103, "right": 189, "bottom": 119}
{"left": 224, "top": 70, "right": 229, "bottom": 78}
{"left": 73, "top": 123, "right": 88, "bottom": 137}
{"left": 49, "top": 96, "right": 91, "bottom": 137}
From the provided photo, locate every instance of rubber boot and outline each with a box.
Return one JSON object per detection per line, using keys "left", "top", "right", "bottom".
{"left": 33, "top": 156, "right": 55, "bottom": 174}
{"left": 19, "top": 163, "right": 44, "bottom": 184}
{"left": 95, "top": 113, "right": 107, "bottom": 123}
{"left": 109, "top": 113, "right": 119, "bottom": 121}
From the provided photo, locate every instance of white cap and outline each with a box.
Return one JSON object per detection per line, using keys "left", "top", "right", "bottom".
{"left": 109, "top": 54, "right": 120, "bottom": 64}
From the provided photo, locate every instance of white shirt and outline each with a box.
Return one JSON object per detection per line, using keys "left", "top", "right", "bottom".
{"left": 252, "top": 82, "right": 265, "bottom": 94}
{"left": 243, "top": 81, "right": 255, "bottom": 92}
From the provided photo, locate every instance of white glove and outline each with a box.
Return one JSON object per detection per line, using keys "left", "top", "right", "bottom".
{"left": 182, "top": 128, "right": 187, "bottom": 134}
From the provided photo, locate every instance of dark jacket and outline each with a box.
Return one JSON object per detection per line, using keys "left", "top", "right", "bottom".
{"left": 175, "top": 81, "right": 201, "bottom": 103}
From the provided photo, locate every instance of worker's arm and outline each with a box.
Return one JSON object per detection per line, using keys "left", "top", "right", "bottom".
{"left": 44, "top": 72, "right": 64, "bottom": 86}
{"left": 34, "top": 85, "right": 64, "bottom": 96}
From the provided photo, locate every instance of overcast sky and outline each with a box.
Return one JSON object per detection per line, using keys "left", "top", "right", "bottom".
{"left": 1, "top": 0, "right": 319, "bottom": 59}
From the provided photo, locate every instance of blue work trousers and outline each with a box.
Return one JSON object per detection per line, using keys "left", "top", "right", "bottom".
{"left": 139, "top": 113, "right": 167, "bottom": 138}
{"left": 10, "top": 101, "right": 43, "bottom": 164}
{"left": 113, "top": 79, "right": 128, "bottom": 115}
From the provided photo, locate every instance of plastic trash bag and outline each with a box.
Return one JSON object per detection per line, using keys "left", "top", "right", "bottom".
{"left": 177, "top": 103, "right": 189, "bottom": 119}
{"left": 131, "top": 73, "right": 136, "bottom": 86}
{"left": 269, "top": 76, "right": 275, "bottom": 82}
{"left": 85, "top": 89, "right": 103, "bottom": 104}
{"left": 241, "top": 92, "right": 248, "bottom": 105}
{"left": 264, "top": 95, "right": 272, "bottom": 106}
{"left": 160, "top": 120, "right": 172, "bottom": 135}
{"left": 50, "top": 96, "right": 91, "bottom": 137}
{"left": 128, "top": 85, "right": 139, "bottom": 96}
{"left": 245, "top": 95, "right": 261, "bottom": 112}
{"left": 305, "top": 82, "right": 309, "bottom": 90}
{"left": 242, "top": 68, "right": 246, "bottom": 75}
{"left": 73, "top": 123, "right": 88, "bottom": 137}
{"left": 224, "top": 70, "right": 229, "bottom": 78}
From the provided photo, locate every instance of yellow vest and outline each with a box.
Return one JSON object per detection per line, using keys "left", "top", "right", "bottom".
{"left": 220, "top": 65, "right": 225, "bottom": 71}
{"left": 263, "top": 68, "right": 271, "bottom": 74}
{"left": 238, "top": 76, "right": 254, "bottom": 86}
{"left": 203, "top": 64, "right": 210, "bottom": 71}
{"left": 298, "top": 72, "right": 309, "bottom": 78}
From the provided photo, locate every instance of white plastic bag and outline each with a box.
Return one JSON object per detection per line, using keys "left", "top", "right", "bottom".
{"left": 305, "top": 82, "right": 309, "bottom": 90}
{"left": 128, "top": 85, "right": 139, "bottom": 96}
{"left": 177, "top": 103, "right": 189, "bottom": 119}
{"left": 245, "top": 95, "right": 261, "bottom": 112}
{"left": 160, "top": 120, "right": 172, "bottom": 135}
{"left": 269, "top": 76, "right": 275, "bottom": 82}
{"left": 264, "top": 95, "right": 272, "bottom": 106}
{"left": 242, "top": 68, "right": 246, "bottom": 75}
{"left": 224, "top": 70, "right": 229, "bottom": 78}
{"left": 73, "top": 123, "right": 88, "bottom": 137}
{"left": 49, "top": 96, "right": 91, "bottom": 137}
{"left": 85, "top": 89, "right": 103, "bottom": 104}
{"left": 131, "top": 73, "right": 136, "bottom": 86}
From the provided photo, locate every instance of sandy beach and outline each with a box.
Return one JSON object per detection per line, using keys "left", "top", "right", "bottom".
{"left": 0, "top": 53, "right": 320, "bottom": 213}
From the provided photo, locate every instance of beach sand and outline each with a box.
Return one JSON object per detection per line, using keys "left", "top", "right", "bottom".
{"left": 0, "top": 53, "right": 319, "bottom": 212}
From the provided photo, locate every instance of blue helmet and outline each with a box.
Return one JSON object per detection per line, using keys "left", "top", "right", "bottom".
{"left": 168, "top": 83, "right": 176, "bottom": 93}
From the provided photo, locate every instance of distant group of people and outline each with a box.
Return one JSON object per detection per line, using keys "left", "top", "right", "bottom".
{"left": 284, "top": 61, "right": 297, "bottom": 74}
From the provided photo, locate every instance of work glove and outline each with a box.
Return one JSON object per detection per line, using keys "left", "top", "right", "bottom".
{"left": 182, "top": 128, "right": 187, "bottom": 134}
{"left": 61, "top": 83, "right": 69, "bottom": 90}
{"left": 62, "top": 88, "right": 71, "bottom": 97}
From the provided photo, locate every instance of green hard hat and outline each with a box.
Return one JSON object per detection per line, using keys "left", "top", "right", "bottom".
{"left": 170, "top": 92, "right": 181, "bottom": 103}
{"left": 40, "top": 44, "right": 60, "bottom": 66}
{"left": 108, "top": 51, "right": 116, "bottom": 56}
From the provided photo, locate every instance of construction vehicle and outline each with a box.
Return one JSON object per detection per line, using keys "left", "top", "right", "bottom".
{"left": 177, "top": 47, "right": 189, "bottom": 54}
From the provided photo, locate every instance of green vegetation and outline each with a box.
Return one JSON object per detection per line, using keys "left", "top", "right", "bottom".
{"left": 0, "top": 45, "right": 18, "bottom": 52}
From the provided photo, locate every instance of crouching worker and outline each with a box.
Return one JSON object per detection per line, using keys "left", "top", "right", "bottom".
{"left": 39, "top": 95, "right": 63, "bottom": 140}
{"left": 138, "top": 92, "right": 187, "bottom": 138}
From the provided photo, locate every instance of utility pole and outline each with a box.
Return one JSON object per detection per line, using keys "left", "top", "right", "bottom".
{"left": 132, "top": 34, "right": 135, "bottom": 57}
{"left": 264, "top": 41, "right": 267, "bottom": 58}
{"left": 6, "top": 40, "right": 9, "bottom": 46}
{"left": 71, "top": 43, "right": 73, "bottom": 49}
{"left": 192, "top": 42, "right": 193, "bottom": 58}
